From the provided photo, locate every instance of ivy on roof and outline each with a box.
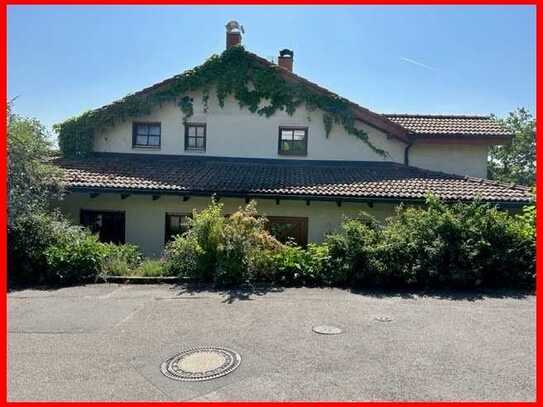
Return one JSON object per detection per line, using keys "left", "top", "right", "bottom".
{"left": 54, "top": 46, "right": 386, "bottom": 158}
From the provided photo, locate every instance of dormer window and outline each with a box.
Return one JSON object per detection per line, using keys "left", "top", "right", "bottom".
{"left": 132, "top": 122, "right": 161, "bottom": 148}
{"left": 278, "top": 127, "right": 308, "bottom": 156}
{"left": 185, "top": 123, "right": 207, "bottom": 152}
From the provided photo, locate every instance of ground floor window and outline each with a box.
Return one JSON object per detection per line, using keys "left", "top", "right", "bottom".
{"left": 266, "top": 216, "right": 308, "bottom": 246}
{"left": 165, "top": 213, "right": 192, "bottom": 243}
{"left": 80, "top": 210, "right": 125, "bottom": 244}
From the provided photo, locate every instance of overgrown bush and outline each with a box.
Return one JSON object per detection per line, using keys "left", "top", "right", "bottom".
{"left": 323, "top": 197, "right": 535, "bottom": 289}
{"left": 272, "top": 243, "right": 330, "bottom": 286}
{"left": 324, "top": 214, "right": 385, "bottom": 286}
{"left": 164, "top": 200, "right": 282, "bottom": 285}
{"left": 99, "top": 244, "right": 143, "bottom": 277}
{"left": 45, "top": 234, "right": 111, "bottom": 285}
{"left": 8, "top": 211, "right": 87, "bottom": 285}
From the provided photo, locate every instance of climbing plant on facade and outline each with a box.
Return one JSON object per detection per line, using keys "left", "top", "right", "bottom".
{"left": 55, "top": 46, "right": 386, "bottom": 158}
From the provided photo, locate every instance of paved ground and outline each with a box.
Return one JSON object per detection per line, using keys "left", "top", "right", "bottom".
{"left": 8, "top": 284, "right": 535, "bottom": 401}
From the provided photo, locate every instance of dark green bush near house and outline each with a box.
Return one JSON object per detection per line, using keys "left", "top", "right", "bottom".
{"left": 45, "top": 234, "right": 109, "bottom": 285}
{"left": 324, "top": 214, "right": 385, "bottom": 286}
{"left": 324, "top": 197, "right": 535, "bottom": 289}
{"left": 8, "top": 211, "right": 87, "bottom": 285}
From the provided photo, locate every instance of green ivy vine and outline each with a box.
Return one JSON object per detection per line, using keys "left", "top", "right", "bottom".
{"left": 55, "top": 46, "right": 386, "bottom": 158}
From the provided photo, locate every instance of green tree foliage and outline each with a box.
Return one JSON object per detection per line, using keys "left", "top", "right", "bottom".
{"left": 488, "top": 108, "right": 535, "bottom": 186}
{"left": 8, "top": 107, "right": 64, "bottom": 228}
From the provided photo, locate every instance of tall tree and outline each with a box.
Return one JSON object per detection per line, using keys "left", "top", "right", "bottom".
{"left": 488, "top": 108, "right": 535, "bottom": 186}
{"left": 7, "top": 107, "right": 64, "bottom": 228}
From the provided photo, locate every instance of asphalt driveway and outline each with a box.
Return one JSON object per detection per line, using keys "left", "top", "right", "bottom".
{"left": 8, "top": 284, "right": 535, "bottom": 401}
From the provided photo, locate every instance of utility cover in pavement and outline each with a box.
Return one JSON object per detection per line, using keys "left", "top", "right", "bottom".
{"left": 161, "top": 346, "right": 241, "bottom": 382}
{"left": 312, "top": 325, "right": 343, "bottom": 335}
{"left": 374, "top": 316, "right": 393, "bottom": 322}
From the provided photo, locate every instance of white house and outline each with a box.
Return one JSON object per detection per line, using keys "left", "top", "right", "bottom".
{"left": 54, "top": 22, "right": 531, "bottom": 257}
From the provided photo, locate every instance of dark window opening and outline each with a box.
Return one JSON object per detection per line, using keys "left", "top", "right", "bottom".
{"left": 185, "top": 123, "right": 207, "bottom": 152}
{"left": 165, "top": 213, "right": 192, "bottom": 243}
{"left": 278, "top": 127, "right": 308, "bottom": 156}
{"left": 266, "top": 216, "right": 308, "bottom": 246}
{"left": 132, "top": 122, "right": 161, "bottom": 148}
{"left": 80, "top": 210, "right": 125, "bottom": 244}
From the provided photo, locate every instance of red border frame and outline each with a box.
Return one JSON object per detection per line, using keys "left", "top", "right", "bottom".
{"left": 1, "top": 1, "right": 540, "bottom": 405}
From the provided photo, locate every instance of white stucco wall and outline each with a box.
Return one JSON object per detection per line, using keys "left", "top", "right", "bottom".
{"left": 55, "top": 193, "right": 397, "bottom": 257}
{"left": 94, "top": 89, "right": 406, "bottom": 163}
{"left": 409, "top": 142, "right": 489, "bottom": 178}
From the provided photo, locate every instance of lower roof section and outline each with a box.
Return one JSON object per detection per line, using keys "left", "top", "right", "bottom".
{"left": 55, "top": 153, "right": 532, "bottom": 205}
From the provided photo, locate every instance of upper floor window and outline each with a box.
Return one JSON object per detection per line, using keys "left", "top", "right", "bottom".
{"left": 278, "top": 127, "right": 308, "bottom": 156}
{"left": 185, "top": 123, "right": 206, "bottom": 152}
{"left": 132, "top": 122, "right": 161, "bottom": 148}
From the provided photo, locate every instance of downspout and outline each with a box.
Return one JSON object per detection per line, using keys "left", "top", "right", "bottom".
{"left": 404, "top": 141, "right": 414, "bottom": 166}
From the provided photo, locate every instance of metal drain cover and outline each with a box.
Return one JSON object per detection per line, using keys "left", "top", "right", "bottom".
{"left": 161, "top": 346, "right": 241, "bottom": 381}
{"left": 313, "top": 325, "right": 343, "bottom": 335}
{"left": 374, "top": 316, "right": 393, "bottom": 322}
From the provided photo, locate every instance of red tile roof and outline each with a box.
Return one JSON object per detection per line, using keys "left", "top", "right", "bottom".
{"left": 56, "top": 154, "right": 532, "bottom": 205}
{"left": 384, "top": 114, "right": 511, "bottom": 138}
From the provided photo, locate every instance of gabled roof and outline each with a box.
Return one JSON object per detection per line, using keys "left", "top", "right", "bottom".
{"left": 83, "top": 49, "right": 410, "bottom": 143}
{"left": 56, "top": 153, "right": 532, "bottom": 205}
{"left": 384, "top": 114, "right": 511, "bottom": 140}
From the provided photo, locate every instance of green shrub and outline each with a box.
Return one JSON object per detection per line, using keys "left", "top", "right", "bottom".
{"left": 45, "top": 233, "right": 111, "bottom": 285}
{"left": 377, "top": 197, "right": 535, "bottom": 288}
{"left": 100, "top": 244, "right": 143, "bottom": 277}
{"left": 271, "top": 243, "right": 330, "bottom": 286}
{"left": 132, "top": 260, "right": 168, "bottom": 277}
{"left": 8, "top": 211, "right": 88, "bottom": 285}
{"left": 164, "top": 199, "right": 282, "bottom": 285}
{"left": 216, "top": 202, "right": 282, "bottom": 285}
{"left": 324, "top": 214, "right": 385, "bottom": 286}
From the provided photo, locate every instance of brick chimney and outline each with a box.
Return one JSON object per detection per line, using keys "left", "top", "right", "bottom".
{"left": 225, "top": 20, "right": 243, "bottom": 49}
{"left": 278, "top": 49, "right": 294, "bottom": 72}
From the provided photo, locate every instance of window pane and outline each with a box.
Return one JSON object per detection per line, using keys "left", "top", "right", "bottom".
{"left": 196, "top": 138, "right": 204, "bottom": 148}
{"left": 293, "top": 130, "right": 306, "bottom": 140}
{"left": 189, "top": 127, "right": 196, "bottom": 137}
{"left": 148, "top": 135, "right": 160, "bottom": 146}
{"left": 136, "top": 135, "right": 148, "bottom": 145}
{"left": 188, "top": 137, "right": 196, "bottom": 147}
{"left": 281, "top": 130, "right": 293, "bottom": 140}
{"left": 136, "top": 125, "right": 149, "bottom": 135}
{"left": 149, "top": 125, "right": 160, "bottom": 136}
{"left": 170, "top": 216, "right": 180, "bottom": 230}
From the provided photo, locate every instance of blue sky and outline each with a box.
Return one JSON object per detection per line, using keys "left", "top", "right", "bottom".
{"left": 8, "top": 5, "right": 535, "bottom": 137}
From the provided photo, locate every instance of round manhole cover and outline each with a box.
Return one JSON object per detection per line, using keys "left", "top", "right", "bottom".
{"left": 161, "top": 346, "right": 241, "bottom": 382}
{"left": 312, "top": 325, "right": 343, "bottom": 335}
{"left": 374, "top": 316, "right": 393, "bottom": 323}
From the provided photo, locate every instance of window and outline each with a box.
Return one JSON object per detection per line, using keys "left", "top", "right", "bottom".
{"left": 266, "top": 216, "right": 308, "bottom": 246}
{"left": 278, "top": 127, "right": 308, "bottom": 156}
{"left": 185, "top": 123, "right": 206, "bottom": 152}
{"left": 80, "top": 210, "right": 125, "bottom": 244}
{"left": 165, "top": 213, "right": 192, "bottom": 243}
{"left": 132, "top": 122, "right": 161, "bottom": 148}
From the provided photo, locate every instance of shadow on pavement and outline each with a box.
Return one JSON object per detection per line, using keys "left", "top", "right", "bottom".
{"left": 172, "top": 282, "right": 284, "bottom": 303}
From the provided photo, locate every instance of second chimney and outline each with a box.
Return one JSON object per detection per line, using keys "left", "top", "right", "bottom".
{"left": 225, "top": 20, "right": 243, "bottom": 49}
{"left": 278, "top": 49, "right": 294, "bottom": 72}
